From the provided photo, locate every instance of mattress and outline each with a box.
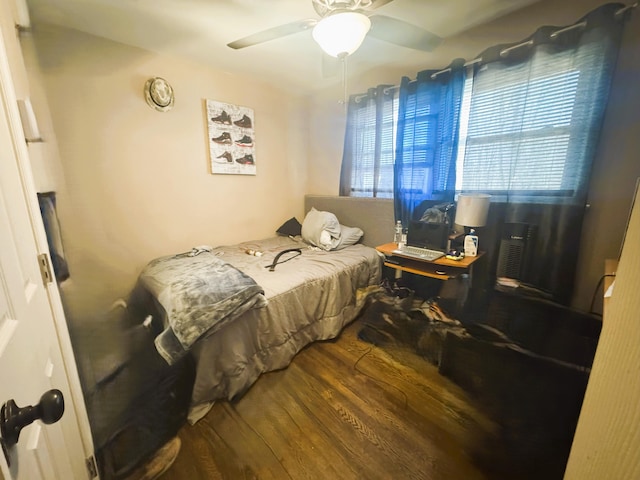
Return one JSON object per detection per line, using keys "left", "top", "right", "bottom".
{"left": 131, "top": 235, "right": 383, "bottom": 423}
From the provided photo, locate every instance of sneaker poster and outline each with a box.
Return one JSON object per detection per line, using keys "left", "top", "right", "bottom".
{"left": 206, "top": 99, "right": 256, "bottom": 175}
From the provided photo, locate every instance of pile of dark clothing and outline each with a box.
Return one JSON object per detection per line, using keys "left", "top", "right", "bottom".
{"left": 357, "top": 279, "right": 466, "bottom": 366}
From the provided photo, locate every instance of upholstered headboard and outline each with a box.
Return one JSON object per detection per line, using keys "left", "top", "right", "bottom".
{"left": 304, "top": 195, "right": 394, "bottom": 248}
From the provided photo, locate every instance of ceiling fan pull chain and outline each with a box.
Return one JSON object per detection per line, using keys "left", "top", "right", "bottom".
{"left": 341, "top": 53, "right": 348, "bottom": 107}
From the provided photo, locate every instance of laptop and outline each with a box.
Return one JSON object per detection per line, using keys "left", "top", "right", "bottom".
{"left": 393, "top": 221, "right": 448, "bottom": 261}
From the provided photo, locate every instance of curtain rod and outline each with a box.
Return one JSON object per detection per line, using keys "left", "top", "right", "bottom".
{"left": 376, "top": 2, "right": 638, "bottom": 90}
{"left": 550, "top": 21, "right": 587, "bottom": 39}
{"left": 616, "top": 1, "right": 638, "bottom": 16}
{"left": 441, "top": 2, "right": 636, "bottom": 75}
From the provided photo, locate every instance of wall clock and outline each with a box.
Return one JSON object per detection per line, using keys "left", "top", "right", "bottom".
{"left": 144, "top": 77, "right": 174, "bottom": 112}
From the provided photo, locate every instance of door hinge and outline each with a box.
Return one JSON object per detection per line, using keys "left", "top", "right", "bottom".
{"left": 37, "top": 253, "right": 53, "bottom": 284}
{"left": 86, "top": 455, "right": 98, "bottom": 479}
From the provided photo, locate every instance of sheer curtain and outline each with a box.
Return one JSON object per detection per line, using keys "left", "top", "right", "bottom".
{"left": 393, "top": 59, "right": 465, "bottom": 226}
{"left": 458, "top": 3, "right": 626, "bottom": 303}
{"left": 339, "top": 85, "right": 397, "bottom": 198}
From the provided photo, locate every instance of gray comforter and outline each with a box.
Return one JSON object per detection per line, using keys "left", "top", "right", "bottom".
{"left": 139, "top": 253, "right": 267, "bottom": 364}
{"left": 187, "top": 236, "right": 382, "bottom": 422}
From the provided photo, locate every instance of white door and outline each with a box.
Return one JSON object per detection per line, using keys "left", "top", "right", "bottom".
{"left": 0, "top": 23, "right": 93, "bottom": 480}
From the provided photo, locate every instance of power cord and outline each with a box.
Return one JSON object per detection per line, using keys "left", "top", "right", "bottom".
{"left": 589, "top": 273, "right": 616, "bottom": 316}
{"left": 265, "top": 248, "right": 302, "bottom": 271}
{"left": 353, "top": 346, "right": 409, "bottom": 410}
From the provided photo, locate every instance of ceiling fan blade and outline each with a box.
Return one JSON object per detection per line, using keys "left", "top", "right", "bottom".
{"left": 227, "top": 19, "right": 317, "bottom": 49}
{"left": 368, "top": 15, "right": 442, "bottom": 52}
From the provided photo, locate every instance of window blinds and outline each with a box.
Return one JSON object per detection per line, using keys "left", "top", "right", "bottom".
{"left": 458, "top": 37, "right": 618, "bottom": 204}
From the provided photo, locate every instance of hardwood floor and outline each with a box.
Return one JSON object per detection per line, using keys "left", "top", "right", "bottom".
{"left": 164, "top": 317, "right": 507, "bottom": 480}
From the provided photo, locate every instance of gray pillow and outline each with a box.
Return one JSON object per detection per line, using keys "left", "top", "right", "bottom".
{"left": 301, "top": 208, "right": 341, "bottom": 250}
{"left": 335, "top": 224, "right": 363, "bottom": 250}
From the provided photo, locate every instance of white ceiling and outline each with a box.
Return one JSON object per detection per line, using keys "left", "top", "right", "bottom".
{"left": 24, "top": 0, "right": 539, "bottom": 95}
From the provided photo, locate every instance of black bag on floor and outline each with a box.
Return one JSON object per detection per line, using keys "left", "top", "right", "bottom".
{"left": 71, "top": 303, "right": 195, "bottom": 480}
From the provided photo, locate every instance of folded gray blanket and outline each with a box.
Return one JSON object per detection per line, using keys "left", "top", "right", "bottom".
{"left": 139, "top": 252, "right": 267, "bottom": 365}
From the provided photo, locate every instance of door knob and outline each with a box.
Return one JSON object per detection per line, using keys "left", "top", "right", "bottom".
{"left": 0, "top": 389, "right": 64, "bottom": 448}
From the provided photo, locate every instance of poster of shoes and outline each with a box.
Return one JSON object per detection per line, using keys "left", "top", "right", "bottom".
{"left": 206, "top": 99, "right": 256, "bottom": 175}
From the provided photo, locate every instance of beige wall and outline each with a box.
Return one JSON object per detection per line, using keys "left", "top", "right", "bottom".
{"left": 306, "top": 90, "right": 347, "bottom": 195}
{"left": 27, "top": 25, "right": 309, "bottom": 323}
{"left": 574, "top": 9, "right": 640, "bottom": 312}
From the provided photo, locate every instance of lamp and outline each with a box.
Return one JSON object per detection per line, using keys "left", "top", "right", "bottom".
{"left": 455, "top": 194, "right": 491, "bottom": 230}
{"left": 312, "top": 11, "right": 371, "bottom": 58}
{"left": 455, "top": 194, "right": 491, "bottom": 257}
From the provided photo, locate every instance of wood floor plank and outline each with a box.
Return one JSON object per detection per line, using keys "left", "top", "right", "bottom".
{"left": 311, "top": 323, "right": 498, "bottom": 443}
{"left": 203, "top": 402, "right": 289, "bottom": 479}
{"left": 236, "top": 365, "right": 363, "bottom": 479}
{"left": 238, "top": 379, "right": 344, "bottom": 478}
{"left": 275, "top": 363, "right": 397, "bottom": 479}
{"left": 296, "top": 336, "right": 492, "bottom": 479}
{"left": 173, "top": 424, "right": 227, "bottom": 479}
{"left": 163, "top": 318, "right": 506, "bottom": 479}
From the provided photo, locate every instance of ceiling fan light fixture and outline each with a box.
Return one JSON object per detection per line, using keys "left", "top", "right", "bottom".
{"left": 312, "top": 11, "right": 371, "bottom": 58}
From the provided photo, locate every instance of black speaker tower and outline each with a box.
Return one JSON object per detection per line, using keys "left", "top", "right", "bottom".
{"left": 496, "top": 222, "right": 536, "bottom": 281}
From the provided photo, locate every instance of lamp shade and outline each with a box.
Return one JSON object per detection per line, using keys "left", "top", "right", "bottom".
{"left": 455, "top": 194, "right": 491, "bottom": 227}
{"left": 312, "top": 12, "right": 371, "bottom": 58}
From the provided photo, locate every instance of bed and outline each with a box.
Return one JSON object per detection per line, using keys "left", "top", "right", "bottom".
{"left": 129, "top": 202, "right": 385, "bottom": 423}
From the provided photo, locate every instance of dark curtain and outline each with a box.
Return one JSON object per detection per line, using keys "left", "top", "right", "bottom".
{"left": 37, "top": 191, "right": 70, "bottom": 282}
{"left": 340, "top": 85, "right": 396, "bottom": 198}
{"left": 463, "top": 3, "right": 626, "bottom": 304}
{"left": 393, "top": 59, "right": 465, "bottom": 227}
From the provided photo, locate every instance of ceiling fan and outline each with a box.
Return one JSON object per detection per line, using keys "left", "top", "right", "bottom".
{"left": 227, "top": 0, "right": 442, "bottom": 59}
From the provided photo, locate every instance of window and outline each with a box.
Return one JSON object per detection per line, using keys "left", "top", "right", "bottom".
{"left": 341, "top": 87, "right": 398, "bottom": 198}
{"left": 455, "top": 41, "right": 611, "bottom": 203}
{"left": 395, "top": 84, "right": 441, "bottom": 195}
{"left": 457, "top": 69, "right": 581, "bottom": 193}
{"left": 393, "top": 69, "right": 465, "bottom": 223}
{"left": 342, "top": 11, "right": 619, "bottom": 206}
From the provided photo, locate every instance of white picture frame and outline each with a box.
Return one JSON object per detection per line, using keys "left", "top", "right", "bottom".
{"left": 206, "top": 99, "right": 256, "bottom": 175}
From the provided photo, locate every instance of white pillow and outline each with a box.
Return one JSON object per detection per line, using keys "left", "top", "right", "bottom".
{"left": 301, "top": 208, "right": 341, "bottom": 251}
